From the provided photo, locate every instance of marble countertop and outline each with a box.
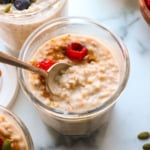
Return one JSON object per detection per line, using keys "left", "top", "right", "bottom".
{"left": 3, "top": 0, "right": 150, "bottom": 149}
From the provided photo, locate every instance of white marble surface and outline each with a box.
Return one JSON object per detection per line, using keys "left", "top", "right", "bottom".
{"left": 2, "top": 0, "right": 150, "bottom": 149}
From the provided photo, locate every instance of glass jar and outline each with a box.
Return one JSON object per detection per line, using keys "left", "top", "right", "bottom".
{"left": 18, "top": 17, "right": 130, "bottom": 135}
{"left": 0, "top": 105, "right": 34, "bottom": 149}
{"left": 0, "top": 0, "right": 67, "bottom": 56}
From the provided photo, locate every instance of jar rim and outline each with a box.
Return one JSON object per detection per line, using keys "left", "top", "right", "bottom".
{"left": 18, "top": 16, "right": 130, "bottom": 119}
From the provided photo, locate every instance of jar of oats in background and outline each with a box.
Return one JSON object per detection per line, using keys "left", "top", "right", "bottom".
{"left": 0, "top": 0, "right": 67, "bottom": 56}
{"left": 18, "top": 17, "right": 130, "bottom": 135}
{"left": 0, "top": 105, "right": 34, "bottom": 149}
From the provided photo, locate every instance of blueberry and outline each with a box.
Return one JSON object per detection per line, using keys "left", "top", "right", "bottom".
{"left": 14, "top": 0, "right": 31, "bottom": 10}
{"left": 0, "top": 0, "right": 11, "bottom": 4}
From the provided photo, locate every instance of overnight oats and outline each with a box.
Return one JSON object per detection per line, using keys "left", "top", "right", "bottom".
{"left": 28, "top": 34, "right": 120, "bottom": 112}
{"left": 0, "top": 0, "right": 67, "bottom": 55}
{"left": 18, "top": 17, "right": 130, "bottom": 135}
{"left": 0, "top": 106, "right": 34, "bottom": 150}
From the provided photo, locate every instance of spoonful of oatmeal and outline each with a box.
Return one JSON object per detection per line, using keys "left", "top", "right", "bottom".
{"left": 0, "top": 51, "right": 70, "bottom": 95}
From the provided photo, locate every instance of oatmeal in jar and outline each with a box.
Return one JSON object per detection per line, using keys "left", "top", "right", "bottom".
{"left": 0, "top": 0, "right": 67, "bottom": 55}
{"left": 28, "top": 34, "right": 120, "bottom": 113}
{"left": 0, "top": 113, "right": 28, "bottom": 150}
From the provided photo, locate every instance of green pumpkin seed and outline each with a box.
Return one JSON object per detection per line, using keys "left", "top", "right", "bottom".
{"left": 4, "top": 4, "right": 11, "bottom": 13}
{"left": 138, "top": 132, "right": 150, "bottom": 140}
{"left": 143, "top": 143, "right": 150, "bottom": 150}
{"left": 31, "top": 0, "right": 36, "bottom": 2}
{"left": 2, "top": 140, "right": 11, "bottom": 150}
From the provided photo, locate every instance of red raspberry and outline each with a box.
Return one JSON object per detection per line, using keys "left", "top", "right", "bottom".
{"left": 36, "top": 59, "right": 55, "bottom": 71}
{"left": 66, "top": 42, "right": 88, "bottom": 61}
{"left": 146, "top": 0, "right": 150, "bottom": 8}
{"left": 0, "top": 138, "right": 3, "bottom": 150}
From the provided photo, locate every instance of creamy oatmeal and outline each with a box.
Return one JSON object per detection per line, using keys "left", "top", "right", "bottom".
{"left": 0, "top": 0, "right": 63, "bottom": 14}
{"left": 28, "top": 34, "right": 120, "bottom": 113}
{"left": 0, "top": 0, "right": 67, "bottom": 55}
{"left": 0, "top": 113, "right": 28, "bottom": 150}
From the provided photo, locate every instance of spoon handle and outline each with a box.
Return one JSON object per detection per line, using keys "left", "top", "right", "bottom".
{"left": 0, "top": 51, "right": 47, "bottom": 77}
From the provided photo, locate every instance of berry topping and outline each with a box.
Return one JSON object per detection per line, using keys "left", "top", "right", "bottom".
{"left": 14, "top": 0, "right": 31, "bottom": 10}
{"left": 66, "top": 42, "right": 88, "bottom": 61}
{"left": 0, "top": 0, "right": 11, "bottom": 4}
{"left": 0, "top": 138, "right": 3, "bottom": 149}
{"left": 36, "top": 59, "right": 56, "bottom": 71}
{"left": 0, "top": 0, "right": 36, "bottom": 12}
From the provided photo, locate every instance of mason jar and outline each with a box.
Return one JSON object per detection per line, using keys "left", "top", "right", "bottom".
{"left": 0, "top": 0, "right": 67, "bottom": 56}
{"left": 18, "top": 17, "right": 130, "bottom": 135}
{"left": 0, "top": 105, "right": 34, "bottom": 149}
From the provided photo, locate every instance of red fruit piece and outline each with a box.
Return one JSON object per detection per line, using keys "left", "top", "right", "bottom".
{"left": 37, "top": 59, "right": 55, "bottom": 71}
{"left": 146, "top": 0, "right": 150, "bottom": 8}
{"left": 0, "top": 138, "right": 3, "bottom": 150}
{"left": 66, "top": 42, "right": 88, "bottom": 61}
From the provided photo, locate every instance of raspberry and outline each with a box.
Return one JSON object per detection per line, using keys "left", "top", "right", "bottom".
{"left": 36, "top": 59, "right": 55, "bottom": 71}
{"left": 66, "top": 42, "right": 88, "bottom": 61}
{"left": 0, "top": 138, "right": 3, "bottom": 149}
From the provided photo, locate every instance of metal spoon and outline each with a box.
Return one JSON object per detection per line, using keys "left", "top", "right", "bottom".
{"left": 0, "top": 51, "right": 70, "bottom": 95}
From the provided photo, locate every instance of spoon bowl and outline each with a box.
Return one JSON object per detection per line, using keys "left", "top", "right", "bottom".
{"left": 0, "top": 51, "right": 70, "bottom": 95}
{"left": 47, "top": 62, "right": 70, "bottom": 95}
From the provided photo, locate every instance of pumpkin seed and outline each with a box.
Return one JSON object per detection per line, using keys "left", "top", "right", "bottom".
{"left": 4, "top": 4, "right": 11, "bottom": 13}
{"left": 143, "top": 143, "right": 150, "bottom": 150}
{"left": 2, "top": 140, "right": 11, "bottom": 150}
{"left": 138, "top": 132, "right": 150, "bottom": 140}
